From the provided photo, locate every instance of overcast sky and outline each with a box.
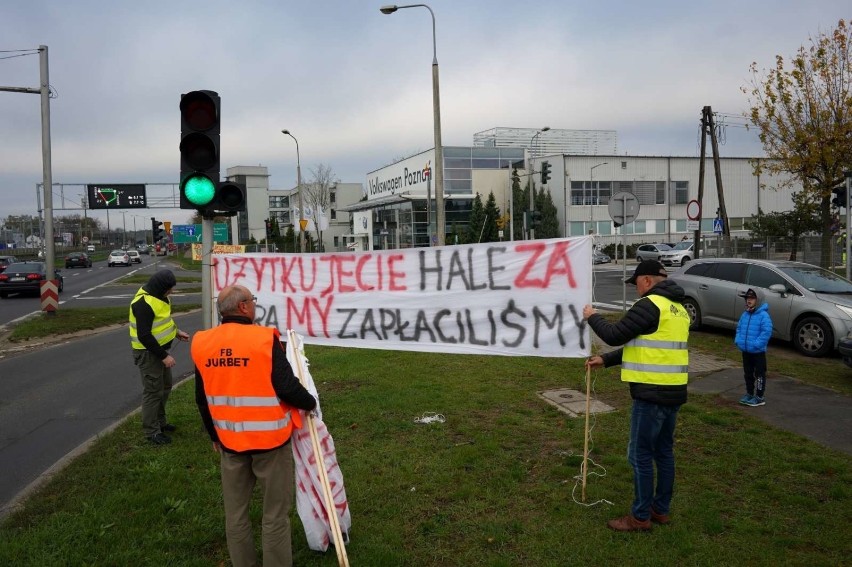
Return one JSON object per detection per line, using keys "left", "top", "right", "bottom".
{"left": 1, "top": 1, "right": 848, "bottom": 227}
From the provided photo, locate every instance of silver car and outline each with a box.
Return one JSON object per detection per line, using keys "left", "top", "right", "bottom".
{"left": 670, "top": 258, "right": 852, "bottom": 357}
{"left": 636, "top": 243, "right": 672, "bottom": 262}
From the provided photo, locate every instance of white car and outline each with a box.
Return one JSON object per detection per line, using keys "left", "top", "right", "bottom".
{"left": 107, "top": 250, "right": 131, "bottom": 267}
{"left": 636, "top": 243, "right": 672, "bottom": 262}
{"left": 660, "top": 241, "right": 696, "bottom": 267}
{"left": 127, "top": 249, "right": 142, "bottom": 264}
{"left": 86, "top": 244, "right": 96, "bottom": 253}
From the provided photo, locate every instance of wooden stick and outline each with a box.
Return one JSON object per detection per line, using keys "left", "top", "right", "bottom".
{"left": 288, "top": 331, "right": 350, "bottom": 567}
{"left": 582, "top": 364, "right": 592, "bottom": 502}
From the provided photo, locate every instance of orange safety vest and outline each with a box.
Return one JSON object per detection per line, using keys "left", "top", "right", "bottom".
{"left": 191, "top": 324, "right": 303, "bottom": 452}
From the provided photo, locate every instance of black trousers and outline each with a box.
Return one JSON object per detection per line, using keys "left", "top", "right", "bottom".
{"left": 741, "top": 351, "right": 767, "bottom": 398}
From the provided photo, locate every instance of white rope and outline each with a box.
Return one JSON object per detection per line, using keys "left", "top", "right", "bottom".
{"left": 413, "top": 412, "right": 445, "bottom": 424}
{"left": 570, "top": 365, "right": 614, "bottom": 508}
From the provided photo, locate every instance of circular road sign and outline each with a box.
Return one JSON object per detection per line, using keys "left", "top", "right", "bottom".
{"left": 82, "top": 236, "right": 89, "bottom": 243}
{"left": 608, "top": 191, "right": 640, "bottom": 226}
{"left": 686, "top": 199, "right": 701, "bottom": 220}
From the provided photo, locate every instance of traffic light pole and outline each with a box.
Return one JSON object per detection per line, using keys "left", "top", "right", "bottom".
{"left": 201, "top": 216, "right": 214, "bottom": 329}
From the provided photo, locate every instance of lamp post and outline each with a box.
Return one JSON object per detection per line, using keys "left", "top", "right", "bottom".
{"left": 380, "top": 4, "right": 445, "bottom": 245}
{"left": 281, "top": 130, "right": 305, "bottom": 253}
{"left": 589, "top": 162, "right": 607, "bottom": 234}
{"left": 528, "top": 127, "right": 550, "bottom": 239}
{"left": 119, "top": 211, "right": 127, "bottom": 247}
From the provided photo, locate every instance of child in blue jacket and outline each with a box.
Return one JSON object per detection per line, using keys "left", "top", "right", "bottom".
{"left": 734, "top": 288, "right": 773, "bottom": 406}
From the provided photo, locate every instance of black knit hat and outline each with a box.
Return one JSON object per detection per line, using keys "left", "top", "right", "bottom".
{"left": 625, "top": 260, "right": 668, "bottom": 285}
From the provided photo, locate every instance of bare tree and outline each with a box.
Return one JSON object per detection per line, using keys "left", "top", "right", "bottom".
{"left": 305, "top": 163, "right": 338, "bottom": 251}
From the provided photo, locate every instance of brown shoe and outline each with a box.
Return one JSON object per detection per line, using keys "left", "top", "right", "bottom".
{"left": 650, "top": 508, "right": 671, "bottom": 525}
{"left": 607, "top": 514, "right": 652, "bottom": 532}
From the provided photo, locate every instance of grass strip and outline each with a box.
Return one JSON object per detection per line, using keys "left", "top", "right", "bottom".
{"left": 0, "top": 345, "right": 849, "bottom": 565}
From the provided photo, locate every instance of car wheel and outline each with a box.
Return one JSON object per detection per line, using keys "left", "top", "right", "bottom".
{"left": 681, "top": 256, "right": 691, "bottom": 265}
{"left": 636, "top": 255, "right": 642, "bottom": 262}
{"left": 0, "top": 292, "right": 7, "bottom": 299}
{"left": 682, "top": 297, "right": 702, "bottom": 330}
{"left": 58, "top": 279, "right": 64, "bottom": 292}
{"left": 793, "top": 316, "right": 834, "bottom": 357}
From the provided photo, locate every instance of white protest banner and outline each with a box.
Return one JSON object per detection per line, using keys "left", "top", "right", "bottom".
{"left": 211, "top": 235, "right": 594, "bottom": 357}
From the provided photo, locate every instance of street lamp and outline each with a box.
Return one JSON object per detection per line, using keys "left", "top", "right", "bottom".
{"left": 380, "top": 4, "right": 445, "bottom": 245}
{"left": 590, "top": 162, "right": 608, "bottom": 233}
{"left": 528, "top": 127, "right": 550, "bottom": 239}
{"left": 281, "top": 129, "right": 305, "bottom": 253}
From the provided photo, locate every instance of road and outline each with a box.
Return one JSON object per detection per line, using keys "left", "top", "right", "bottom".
{"left": 0, "top": 257, "right": 202, "bottom": 516}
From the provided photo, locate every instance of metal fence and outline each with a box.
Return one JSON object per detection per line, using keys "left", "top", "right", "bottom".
{"left": 699, "top": 235, "right": 843, "bottom": 267}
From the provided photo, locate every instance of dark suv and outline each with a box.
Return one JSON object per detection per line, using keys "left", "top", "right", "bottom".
{"left": 65, "top": 252, "right": 92, "bottom": 268}
{"left": 670, "top": 258, "right": 852, "bottom": 357}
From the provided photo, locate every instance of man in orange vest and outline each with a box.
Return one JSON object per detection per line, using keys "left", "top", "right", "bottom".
{"left": 193, "top": 285, "right": 317, "bottom": 567}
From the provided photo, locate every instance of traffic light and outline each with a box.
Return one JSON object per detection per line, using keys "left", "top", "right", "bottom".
{"left": 540, "top": 161, "right": 551, "bottom": 185}
{"left": 531, "top": 210, "right": 543, "bottom": 228}
{"left": 151, "top": 217, "right": 164, "bottom": 243}
{"left": 832, "top": 185, "right": 848, "bottom": 208}
{"left": 265, "top": 218, "right": 272, "bottom": 240}
{"left": 180, "top": 90, "right": 220, "bottom": 212}
{"left": 179, "top": 91, "right": 247, "bottom": 215}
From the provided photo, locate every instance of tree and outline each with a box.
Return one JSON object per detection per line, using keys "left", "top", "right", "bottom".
{"left": 305, "top": 163, "right": 338, "bottom": 251}
{"left": 744, "top": 19, "right": 852, "bottom": 267}
{"left": 480, "top": 192, "right": 501, "bottom": 243}
{"left": 464, "top": 194, "right": 486, "bottom": 244}
{"left": 744, "top": 191, "right": 822, "bottom": 260}
{"left": 534, "top": 189, "right": 561, "bottom": 239}
{"left": 512, "top": 170, "right": 530, "bottom": 241}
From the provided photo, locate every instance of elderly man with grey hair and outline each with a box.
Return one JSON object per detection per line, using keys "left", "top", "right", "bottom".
{"left": 192, "top": 285, "right": 317, "bottom": 567}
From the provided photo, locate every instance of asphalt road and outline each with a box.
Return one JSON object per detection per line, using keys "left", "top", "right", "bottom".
{"left": 0, "top": 309, "right": 203, "bottom": 516}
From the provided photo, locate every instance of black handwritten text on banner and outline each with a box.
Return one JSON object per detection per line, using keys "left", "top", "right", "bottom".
{"left": 211, "top": 236, "right": 594, "bottom": 357}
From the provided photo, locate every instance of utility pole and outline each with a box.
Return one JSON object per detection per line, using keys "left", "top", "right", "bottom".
{"left": 706, "top": 108, "right": 732, "bottom": 256}
{"left": 694, "top": 108, "right": 707, "bottom": 258}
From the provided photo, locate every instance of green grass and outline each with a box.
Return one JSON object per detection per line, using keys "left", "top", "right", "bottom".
{"left": 0, "top": 341, "right": 849, "bottom": 565}
{"left": 6, "top": 304, "right": 200, "bottom": 342}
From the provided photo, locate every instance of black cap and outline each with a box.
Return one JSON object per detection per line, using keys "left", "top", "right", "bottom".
{"left": 625, "top": 260, "right": 668, "bottom": 285}
{"left": 743, "top": 288, "right": 757, "bottom": 299}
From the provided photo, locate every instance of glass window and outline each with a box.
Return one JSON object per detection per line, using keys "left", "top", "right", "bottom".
{"left": 672, "top": 181, "right": 689, "bottom": 205}
{"left": 472, "top": 159, "right": 500, "bottom": 168}
{"left": 633, "top": 220, "right": 646, "bottom": 234}
{"left": 596, "top": 221, "right": 611, "bottom": 235}
{"left": 656, "top": 219, "right": 667, "bottom": 233}
{"left": 330, "top": 192, "right": 336, "bottom": 204}
{"left": 747, "top": 264, "right": 790, "bottom": 291}
{"left": 471, "top": 147, "right": 500, "bottom": 158}
{"left": 656, "top": 181, "right": 666, "bottom": 205}
{"left": 445, "top": 180, "right": 471, "bottom": 192}
{"left": 444, "top": 158, "right": 471, "bottom": 168}
{"left": 714, "top": 262, "right": 746, "bottom": 283}
{"left": 569, "top": 221, "right": 586, "bottom": 236}
{"left": 331, "top": 209, "right": 337, "bottom": 220}
{"left": 443, "top": 147, "right": 471, "bottom": 158}
{"left": 675, "top": 219, "right": 686, "bottom": 232}
{"left": 685, "top": 263, "right": 712, "bottom": 277}
{"left": 444, "top": 169, "right": 471, "bottom": 180}
{"left": 779, "top": 265, "right": 852, "bottom": 293}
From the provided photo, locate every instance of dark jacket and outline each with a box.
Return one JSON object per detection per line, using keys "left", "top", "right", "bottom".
{"left": 587, "top": 279, "right": 688, "bottom": 406}
{"left": 194, "top": 315, "right": 318, "bottom": 454}
{"left": 130, "top": 269, "right": 177, "bottom": 359}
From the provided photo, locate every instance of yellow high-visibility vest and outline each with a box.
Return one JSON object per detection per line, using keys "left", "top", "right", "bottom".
{"left": 621, "top": 295, "right": 690, "bottom": 385}
{"left": 129, "top": 289, "right": 178, "bottom": 350}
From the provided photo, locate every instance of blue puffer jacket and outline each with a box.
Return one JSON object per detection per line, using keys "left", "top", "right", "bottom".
{"left": 734, "top": 302, "right": 773, "bottom": 353}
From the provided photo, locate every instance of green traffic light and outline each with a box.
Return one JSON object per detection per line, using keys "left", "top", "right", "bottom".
{"left": 182, "top": 175, "right": 216, "bottom": 206}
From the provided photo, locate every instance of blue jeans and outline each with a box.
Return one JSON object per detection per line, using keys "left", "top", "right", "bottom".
{"left": 627, "top": 399, "right": 681, "bottom": 520}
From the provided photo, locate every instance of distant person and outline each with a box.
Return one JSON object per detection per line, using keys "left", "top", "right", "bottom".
{"left": 193, "top": 285, "right": 317, "bottom": 567}
{"left": 129, "top": 269, "right": 189, "bottom": 445}
{"left": 734, "top": 288, "right": 773, "bottom": 407}
{"left": 582, "top": 260, "right": 690, "bottom": 532}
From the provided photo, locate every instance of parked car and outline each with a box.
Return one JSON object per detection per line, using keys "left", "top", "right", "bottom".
{"left": 108, "top": 250, "right": 131, "bottom": 267}
{"left": 660, "top": 241, "right": 696, "bottom": 267}
{"left": 670, "top": 258, "right": 852, "bottom": 357}
{"left": 127, "top": 249, "right": 142, "bottom": 263}
{"left": 0, "top": 255, "right": 19, "bottom": 273}
{"left": 65, "top": 252, "right": 92, "bottom": 268}
{"left": 86, "top": 244, "right": 96, "bottom": 253}
{"left": 0, "top": 261, "right": 64, "bottom": 298}
{"left": 138, "top": 244, "right": 150, "bottom": 255}
{"left": 593, "top": 251, "right": 611, "bottom": 265}
{"left": 636, "top": 243, "right": 672, "bottom": 262}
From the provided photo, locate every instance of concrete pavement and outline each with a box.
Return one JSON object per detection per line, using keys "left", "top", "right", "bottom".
{"left": 596, "top": 337, "right": 852, "bottom": 456}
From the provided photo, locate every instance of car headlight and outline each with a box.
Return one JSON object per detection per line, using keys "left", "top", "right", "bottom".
{"left": 835, "top": 304, "right": 852, "bottom": 319}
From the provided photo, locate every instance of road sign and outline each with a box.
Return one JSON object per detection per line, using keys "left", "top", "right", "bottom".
{"left": 687, "top": 199, "right": 701, "bottom": 220}
{"left": 713, "top": 218, "right": 724, "bottom": 234}
{"left": 87, "top": 184, "right": 147, "bottom": 209}
{"left": 172, "top": 223, "right": 229, "bottom": 243}
{"left": 686, "top": 220, "right": 700, "bottom": 231}
{"left": 608, "top": 191, "right": 640, "bottom": 226}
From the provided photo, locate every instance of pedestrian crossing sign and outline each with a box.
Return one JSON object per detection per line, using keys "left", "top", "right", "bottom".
{"left": 713, "top": 218, "right": 724, "bottom": 234}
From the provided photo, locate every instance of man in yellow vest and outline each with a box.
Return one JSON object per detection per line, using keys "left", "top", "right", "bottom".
{"left": 193, "top": 285, "right": 317, "bottom": 567}
{"left": 130, "top": 269, "right": 190, "bottom": 445}
{"left": 582, "top": 260, "right": 690, "bottom": 532}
